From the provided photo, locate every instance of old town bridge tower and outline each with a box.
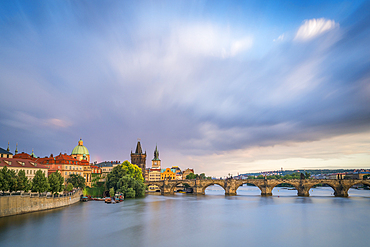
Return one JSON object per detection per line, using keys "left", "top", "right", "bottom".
{"left": 131, "top": 140, "right": 146, "bottom": 177}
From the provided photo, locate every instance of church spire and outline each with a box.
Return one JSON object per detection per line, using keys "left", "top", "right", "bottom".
{"left": 7, "top": 141, "right": 10, "bottom": 152}
{"left": 15, "top": 143, "right": 18, "bottom": 155}
{"left": 154, "top": 144, "right": 159, "bottom": 160}
{"left": 152, "top": 144, "right": 160, "bottom": 161}
{"left": 135, "top": 140, "right": 143, "bottom": 154}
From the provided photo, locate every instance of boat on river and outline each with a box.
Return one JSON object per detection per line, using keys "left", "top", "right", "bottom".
{"left": 80, "top": 196, "right": 88, "bottom": 202}
{"left": 104, "top": 197, "right": 112, "bottom": 203}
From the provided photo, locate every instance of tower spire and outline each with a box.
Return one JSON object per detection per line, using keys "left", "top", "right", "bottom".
{"left": 7, "top": 141, "right": 10, "bottom": 152}
{"left": 15, "top": 143, "right": 18, "bottom": 155}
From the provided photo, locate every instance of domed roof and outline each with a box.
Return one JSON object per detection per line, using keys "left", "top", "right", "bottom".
{"left": 71, "top": 139, "right": 89, "bottom": 155}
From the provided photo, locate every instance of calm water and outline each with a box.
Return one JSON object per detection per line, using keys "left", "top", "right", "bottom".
{"left": 1, "top": 186, "right": 370, "bottom": 247}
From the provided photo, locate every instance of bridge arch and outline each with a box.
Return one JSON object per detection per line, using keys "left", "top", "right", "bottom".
{"left": 347, "top": 180, "right": 370, "bottom": 196}
{"left": 146, "top": 182, "right": 164, "bottom": 193}
{"left": 202, "top": 181, "right": 226, "bottom": 194}
{"left": 306, "top": 182, "right": 337, "bottom": 196}
{"left": 235, "top": 181, "right": 263, "bottom": 195}
{"left": 169, "top": 180, "right": 196, "bottom": 194}
{"left": 270, "top": 181, "right": 300, "bottom": 196}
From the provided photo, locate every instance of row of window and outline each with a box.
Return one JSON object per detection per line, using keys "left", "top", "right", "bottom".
{"left": 65, "top": 171, "right": 82, "bottom": 176}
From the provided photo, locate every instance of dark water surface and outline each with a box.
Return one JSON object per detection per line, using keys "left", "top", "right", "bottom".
{"left": 1, "top": 186, "right": 370, "bottom": 247}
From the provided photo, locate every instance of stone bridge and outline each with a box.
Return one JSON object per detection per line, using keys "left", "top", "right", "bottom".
{"left": 145, "top": 178, "right": 370, "bottom": 197}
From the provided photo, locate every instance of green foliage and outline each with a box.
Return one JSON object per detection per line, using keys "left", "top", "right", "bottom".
{"left": 1, "top": 167, "right": 33, "bottom": 192}
{"left": 106, "top": 165, "right": 126, "bottom": 191}
{"left": 122, "top": 161, "right": 144, "bottom": 182}
{"left": 125, "top": 188, "right": 135, "bottom": 198}
{"left": 8, "top": 170, "right": 18, "bottom": 192}
{"left": 256, "top": 175, "right": 264, "bottom": 179}
{"left": 186, "top": 173, "right": 198, "bottom": 179}
{"left": 105, "top": 161, "right": 145, "bottom": 199}
{"left": 32, "top": 170, "right": 50, "bottom": 193}
{"left": 116, "top": 175, "right": 145, "bottom": 198}
{"left": 48, "top": 171, "right": 64, "bottom": 194}
{"left": 66, "top": 183, "right": 73, "bottom": 191}
{"left": 85, "top": 186, "right": 105, "bottom": 197}
{"left": 109, "top": 187, "right": 115, "bottom": 197}
{"left": 66, "top": 174, "right": 85, "bottom": 188}
{"left": 0, "top": 166, "right": 10, "bottom": 191}
{"left": 17, "top": 170, "right": 31, "bottom": 192}
{"left": 91, "top": 174, "right": 101, "bottom": 187}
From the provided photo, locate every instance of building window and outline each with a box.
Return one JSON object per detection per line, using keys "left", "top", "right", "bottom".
{"left": 65, "top": 172, "right": 67, "bottom": 175}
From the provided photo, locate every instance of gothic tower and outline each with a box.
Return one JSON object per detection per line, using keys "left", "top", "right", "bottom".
{"left": 152, "top": 144, "right": 161, "bottom": 169}
{"left": 131, "top": 140, "right": 146, "bottom": 177}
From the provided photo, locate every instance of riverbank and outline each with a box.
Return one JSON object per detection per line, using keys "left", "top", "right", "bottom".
{"left": 0, "top": 190, "right": 82, "bottom": 217}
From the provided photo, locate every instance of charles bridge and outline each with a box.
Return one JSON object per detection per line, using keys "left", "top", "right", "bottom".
{"left": 145, "top": 178, "right": 370, "bottom": 197}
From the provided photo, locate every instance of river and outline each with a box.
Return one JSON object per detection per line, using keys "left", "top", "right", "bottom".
{"left": 1, "top": 186, "right": 370, "bottom": 247}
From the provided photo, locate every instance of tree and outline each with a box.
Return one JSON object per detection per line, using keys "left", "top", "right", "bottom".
{"left": 8, "top": 170, "right": 18, "bottom": 192}
{"left": 17, "top": 170, "right": 31, "bottom": 192}
{"left": 32, "top": 170, "right": 50, "bottom": 193}
{"left": 122, "top": 161, "right": 143, "bottom": 182}
{"left": 116, "top": 175, "right": 145, "bottom": 198}
{"left": 66, "top": 183, "right": 73, "bottom": 191}
{"left": 199, "top": 173, "right": 206, "bottom": 179}
{"left": 48, "top": 171, "right": 64, "bottom": 194}
{"left": 106, "top": 165, "right": 126, "bottom": 191}
{"left": 0, "top": 166, "right": 10, "bottom": 192}
{"left": 186, "top": 173, "right": 197, "bottom": 179}
{"left": 109, "top": 187, "right": 115, "bottom": 197}
{"left": 66, "top": 174, "right": 85, "bottom": 188}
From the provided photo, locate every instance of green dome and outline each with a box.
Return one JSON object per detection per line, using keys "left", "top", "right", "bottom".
{"left": 71, "top": 139, "right": 89, "bottom": 155}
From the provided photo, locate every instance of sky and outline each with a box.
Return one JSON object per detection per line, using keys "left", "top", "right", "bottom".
{"left": 1, "top": 0, "right": 370, "bottom": 177}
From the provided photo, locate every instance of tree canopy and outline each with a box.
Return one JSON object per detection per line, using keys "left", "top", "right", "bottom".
{"left": 17, "top": 170, "right": 31, "bottom": 192}
{"left": 122, "top": 161, "right": 143, "bottom": 182}
{"left": 32, "top": 170, "right": 50, "bottom": 193}
{"left": 116, "top": 175, "right": 145, "bottom": 198}
{"left": 66, "top": 174, "right": 85, "bottom": 188}
{"left": 48, "top": 171, "right": 64, "bottom": 194}
{"left": 105, "top": 161, "right": 145, "bottom": 198}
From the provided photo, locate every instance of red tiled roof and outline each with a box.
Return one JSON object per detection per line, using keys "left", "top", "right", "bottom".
{"left": 0, "top": 158, "right": 48, "bottom": 169}
{"left": 14, "top": 152, "right": 37, "bottom": 161}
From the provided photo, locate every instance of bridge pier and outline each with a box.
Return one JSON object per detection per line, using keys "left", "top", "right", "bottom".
{"left": 225, "top": 179, "right": 237, "bottom": 196}
{"left": 297, "top": 183, "right": 310, "bottom": 197}
{"left": 260, "top": 186, "right": 272, "bottom": 196}
{"left": 334, "top": 186, "right": 349, "bottom": 197}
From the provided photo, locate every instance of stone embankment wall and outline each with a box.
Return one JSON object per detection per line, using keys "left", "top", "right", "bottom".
{"left": 0, "top": 190, "right": 82, "bottom": 217}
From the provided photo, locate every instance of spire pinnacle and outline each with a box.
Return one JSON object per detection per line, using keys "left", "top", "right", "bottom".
{"left": 7, "top": 141, "right": 10, "bottom": 152}
{"left": 15, "top": 143, "right": 18, "bottom": 155}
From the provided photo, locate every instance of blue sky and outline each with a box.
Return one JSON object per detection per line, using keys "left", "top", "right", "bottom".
{"left": 1, "top": 0, "right": 370, "bottom": 177}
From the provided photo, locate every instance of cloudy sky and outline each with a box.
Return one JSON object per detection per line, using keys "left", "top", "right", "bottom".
{"left": 1, "top": 0, "right": 370, "bottom": 177}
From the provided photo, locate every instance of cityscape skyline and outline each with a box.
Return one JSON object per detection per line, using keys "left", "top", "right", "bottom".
{"left": 1, "top": 0, "right": 370, "bottom": 177}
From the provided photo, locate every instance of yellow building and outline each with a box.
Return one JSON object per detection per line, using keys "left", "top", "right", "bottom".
{"left": 161, "top": 168, "right": 176, "bottom": 180}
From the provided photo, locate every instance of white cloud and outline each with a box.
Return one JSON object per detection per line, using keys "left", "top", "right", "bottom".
{"left": 294, "top": 18, "right": 339, "bottom": 41}
{"left": 273, "top": 34, "right": 284, "bottom": 42}
{"left": 171, "top": 24, "right": 253, "bottom": 58}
